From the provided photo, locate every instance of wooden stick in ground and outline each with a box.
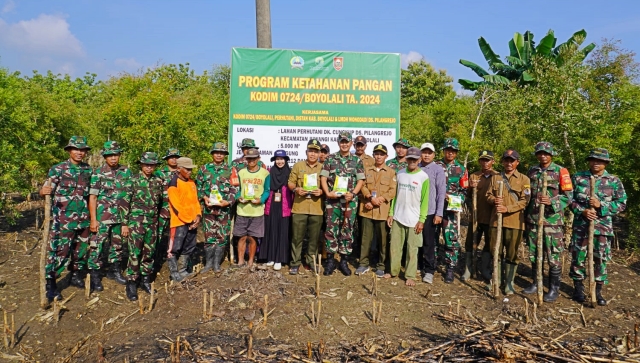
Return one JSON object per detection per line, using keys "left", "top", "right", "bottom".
{"left": 377, "top": 300, "right": 382, "bottom": 325}
{"left": 635, "top": 323, "right": 638, "bottom": 347}
{"left": 316, "top": 300, "right": 321, "bottom": 327}
{"left": 85, "top": 273, "right": 91, "bottom": 299}
{"left": 247, "top": 322, "right": 254, "bottom": 359}
{"left": 536, "top": 172, "right": 547, "bottom": 305}
{"left": 525, "top": 298, "right": 530, "bottom": 324}
{"left": 263, "top": 294, "right": 268, "bottom": 327}
{"left": 307, "top": 341, "right": 312, "bottom": 359}
{"left": 313, "top": 255, "right": 320, "bottom": 298}
{"left": 310, "top": 300, "right": 316, "bottom": 327}
{"left": 372, "top": 300, "right": 376, "bottom": 324}
{"left": 138, "top": 297, "right": 144, "bottom": 315}
{"left": 148, "top": 282, "right": 155, "bottom": 313}
{"left": 533, "top": 302, "right": 538, "bottom": 324}
{"left": 472, "top": 183, "right": 478, "bottom": 277}
{"left": 208, "top": 291, "right": 213, "bottom": 319}
{"left": 2, "top": 310, "right": 7, "bottom": 349}
{"left": 10, "top": 313, "right": 15, "bottom": 348}
{"left": 176, "top": 336, "right": 180, "bottom": 361}
{"left": 53, "top": 297, "right": 60, "bottom": 325}
{"left": 587, "top": 175, "right": 597, "bottom": 308}
{"left": 492, "top": 181, "right": 504, "bottom": 298}
{"left": 40, "top": 180, "right": 52, "bottom": 309}
{"left": 203, "top": 290, "right": 208, "bottom": 319}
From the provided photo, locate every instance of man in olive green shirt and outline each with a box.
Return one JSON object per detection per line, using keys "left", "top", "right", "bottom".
{"left": 288, "top": 139, "right": 325, "bottom": 274}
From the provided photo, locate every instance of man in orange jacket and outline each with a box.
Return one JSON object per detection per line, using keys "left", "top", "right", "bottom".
{"left": 167, "top": 157, "right": 202, "bottom": 281}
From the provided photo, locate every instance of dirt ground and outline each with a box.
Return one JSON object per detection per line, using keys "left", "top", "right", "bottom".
{"left": 1, "top": 204, "right": 639, "bottom": 362}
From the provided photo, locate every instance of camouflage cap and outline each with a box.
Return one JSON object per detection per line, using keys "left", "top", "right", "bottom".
{"left": 392, "top": 138, "right": 411, "bottom": 148}
{"left": 338, "top": 131, "right": 352, "bottom": 142}
{"left": 209, "top": 142, "right": 229, "bottom": 155}
{"left": 441, "top": 138, "right": 460, "bottom": 151}
{"left": 101, "top": 140, "right": 123, "bottom": 156}
{"left": 533, "top": 141, "right": 557, "bottom": 156}
{"left": 162, "top": 148, "right": 182, "bottom": 160}
{"left": 138, "top": 151, "right": 160, "bottom": 165}
{"left": 63, "top": 136, "right": 91, "bottom": 151}
{"left": 586, "top": 148, "right": 612, "bottom": 162}
{"left": 307, "top": 139, "right": 321, "bottom": 150}
{"left": 241, "top": 138, "right": 257, "bottom": 148}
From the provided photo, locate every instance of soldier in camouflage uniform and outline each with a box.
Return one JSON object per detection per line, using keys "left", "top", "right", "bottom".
{"left": 522, "top": 142, "right": 573, "bottom": 302}
{"left": 196, "top": 142, "right": 238, "bottom": 273}
{"left": 320, "top": 131, "right": 365, "bottom": 276}
{"left": 39, "top": 136, "right": 93, "bottom": 302}
{"left": 230, "top": 138, "right": 266, "bottom": 171}
{"left": 121, "top": 152, "right": 163, "bottom": 301}
{"left": 386, "top": 138, "right": 410, "bottom": 171}
{"left": 88, "top": 141, "right": 131, "bottom": 290}
{"left": 153, "top": 148, "right": 181, "bottom": 271}
{"left": 569, "top": 148, "right": 627, "bottom": 306}
{"left": 435, "top": 138, "right": 468, "bottom": 283}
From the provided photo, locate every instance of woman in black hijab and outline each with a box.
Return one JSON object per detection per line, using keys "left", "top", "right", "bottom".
{"left": 259, "top": 150, "right": 293, "bottom": 270}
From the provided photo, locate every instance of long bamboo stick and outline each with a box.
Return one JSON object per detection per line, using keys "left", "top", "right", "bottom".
{"left": 40, "top": 180, "right": 52, "bottom": 309}
{"left": 536, "top": 172, "right": 547, "bottom": 305}
{"left": 492, "top": 181, "right": 504, "bottom": 298}
{"left": 472, "top": 184, "right": 478, "bottom": 278}
{"left": 588, "top": 176, "right": 596, "bottom": 308}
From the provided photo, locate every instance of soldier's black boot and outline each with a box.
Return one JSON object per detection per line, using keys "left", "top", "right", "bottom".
{"left": 338, "top": 254, "right": 352, "bottom": 276}
{"left": 126, "top": 280, "right": 138, "bottom": 301}
{"left": 109, "top": 263, "right": 127, "bottom": 285}
{"left": 212, "top": 245, "right": 225, "bottom": 272}
{"left": 90, "top": 270, "right": 103, "bottom": 292}
{"left": 323, "top": 254, "right": 336, "bottom": 276}
{"left": 140, "top": 275, "right": 152, "bottom": 294}
{"left": 167, "top": 256, "right": 183, "bottom": 282}
{"left": 543, "top": 266, "right": 561, "bottom": 302}
{"left": 523, "top": 262, "right": 538, "bottom": 294}
{"left": 444, "top": 265, "right": 454, "bottom": 284}
{"left": 45, "top": 278, "right": 63, "bottom": 303}
{"left": 69, "top": 270, "right": 86, "bottom": 289}
{"left": 178, "top": 254, "right": 194, "bottom": 280}
{"left": 201, "top": 246, "right": 216, "bottom": 273}
{"left": 572, "top": 279, "right": 585, "bottom": 303}
{"left": 595, "top": 282, "right": 607, "bottom": 306}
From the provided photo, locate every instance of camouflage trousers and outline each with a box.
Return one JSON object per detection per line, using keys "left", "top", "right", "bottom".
{"left": 325, "top": 199, "right": 357, "bottom": 255}
{"left": 126, "top": 222, "right": 157, "bottom": 281}
{"left": 525, "top": 224, "right": 564, "bottom": 269}
{"left": 88, "top": 222, "right": 123, "bottom": 270}
{"left": 203, "top": 212, "right": 232, "bottom": 247}
{"left": 570, "top": 232, "right": 612, "bottom": 284}
{"left": 435, "top": 210, "right": 460, "bottom": 268}
{"left": 153, "top": 215, "right": 170, "bottom": 271}
{"left": 45, "top": 227, "right": 90, "bottom": 278}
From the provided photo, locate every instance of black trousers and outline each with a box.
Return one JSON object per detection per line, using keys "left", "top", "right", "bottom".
{"left": 169, "top": 225, "right": 197, "bottom": 257}
{"left": 420, "top": 215, "right": 437, "bottom": 274}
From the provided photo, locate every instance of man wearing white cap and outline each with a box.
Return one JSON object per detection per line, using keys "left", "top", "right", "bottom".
{"left": 418, "top": 143, "right": 446, "bottom": 283}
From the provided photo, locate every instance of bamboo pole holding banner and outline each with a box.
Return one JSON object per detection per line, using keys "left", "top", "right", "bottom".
{"left": 588, "top": 176, "right": 597, "bottom": 308}
{"left": 536, "top": 172, "right": 547, "bottom": 305}
{"left": 492, "top": 181, "right": 504, "bottom": 298}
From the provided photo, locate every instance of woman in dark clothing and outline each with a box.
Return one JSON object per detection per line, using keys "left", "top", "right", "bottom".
{"left": 259, "top": 150, "right": 294, "bottom": 270}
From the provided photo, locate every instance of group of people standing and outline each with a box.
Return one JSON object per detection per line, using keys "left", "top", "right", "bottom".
{"left": 40, "top": 132, "right": 627, "bottom": 306}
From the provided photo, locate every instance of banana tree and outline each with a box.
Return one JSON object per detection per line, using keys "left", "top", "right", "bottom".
{"left": 459, "top": 29, "right": 596, "bottom": 90}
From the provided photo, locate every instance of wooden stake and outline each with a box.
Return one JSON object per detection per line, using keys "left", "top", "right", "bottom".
{"left": 138, "top": 297, "right": 144, "bottom": 315}
{"left": 456, "top": 299, "right": 460, "bottom": 315}
{"left": 40, "top": 180, "right": 52, "bottom": 309}
{"left": 148, "top": 282, "right": 155, "bottom": 313}
{"left": 310, "top": 300, "right": 316, "bottom": 327}
{"left": 263, "top": 294, "right": 268, "bottom": 326}
{"left": 377, "top": 300, "right": 382, "bottom": 325}
{"left": 165, "top": 282, "right": 168, "bottom": 294}
{"left": 247, "top": 322, "right": 254, "bottom": 359}
{"left": 2, "top": 310, "right": 7, "bottom": 349}
{"left": 587, "top": 176, "right": 597, "bottom": 308}
{"left": 307, "top": 341, "right": 312, "bottom": 359}
{"left": 634, "top": 323, "right": 638, "bottom": 347}
{"left": 169, "top": 343, "right": 174, "bottom": 362}
{"left": 313, "top": 255, "right": 320, "bottom": 298}
{"left": 492, "top": 181, "right": 504, "bottom": 298}
{"left": 533, "top": 302, "right": 538, "bottom": 324}
{"left": 536, "top": 172, "right": 547, "bottom": 305}
{"left": 53, "top": 297, "right": 60, "bottom": 325}
{"left": 85, "top": 273, "right": 91, "bottom": 299}
{"left": 208, "top": 291, "right": 214, "bottom": 319}
{"left": 372, "top": 300, "right": 376, "bottom": 324}
{"left": 203, "top": 290, "right": 208, "bottom": 319}
{"left": 524, "top": 298, "right": 530, "bottom": 324}
{"left": 176, "top": 335, "right": 180, "bottom": 361}
{"left": 316, "top": 300, "right": 321, "bottom": 327}
{"left": 10, "top": 313, "right": 15, "bottom": 348}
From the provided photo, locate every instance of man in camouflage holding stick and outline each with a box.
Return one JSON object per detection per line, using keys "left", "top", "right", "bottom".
{"left": 39, "top": 136, "right": 93, "bottom": 302}
{"left": 196, "top": 142, "right": 238, "bottom": 273}
{"left": 154, "top": 148, "right": 182, "bottom": 271}
{"left": 88, "top": 141, "right": 131, "bottom": 290}
{"left": 522, "top": 142, "right": 573, "bottom": 302}
{"left": 320, "top": 131, "right": 365, "bottom": 276}
{"left": 569, "top": 148, "right": 627, "bottom": 306}
{"left": 121, "top": 152, "right": 163, "bottom": 301}
{"left": 435, "top": 138, "right": 468, "bottom": 283}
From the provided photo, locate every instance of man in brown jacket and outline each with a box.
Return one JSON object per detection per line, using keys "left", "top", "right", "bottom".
{"left": 486, "top": 150, "right": 531, "bottom": 295}
{"left": 356, "top": 144, "right": 397, "bottom": 276}
{"left": 463, "top": 150, "right": 499, "bottom": 282}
